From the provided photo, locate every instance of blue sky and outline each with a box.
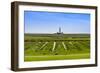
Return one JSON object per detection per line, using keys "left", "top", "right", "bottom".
{"left": 24, "top": 11, "right": 90, "bottom": 34}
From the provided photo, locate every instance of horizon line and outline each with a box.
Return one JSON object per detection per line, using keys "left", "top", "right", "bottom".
{"left": 24, "top": 33, "right": 90, "bottom": 34}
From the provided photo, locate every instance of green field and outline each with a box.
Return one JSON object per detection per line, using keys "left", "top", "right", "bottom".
{"left": 24, "top": 34, "right": 90, "bottom": 62}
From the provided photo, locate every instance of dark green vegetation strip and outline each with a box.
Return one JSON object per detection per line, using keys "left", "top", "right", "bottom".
{"left": 24, "top": 34, "right": 90, "bottom": 42}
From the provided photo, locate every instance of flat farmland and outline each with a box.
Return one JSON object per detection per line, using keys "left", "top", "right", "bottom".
{"left": 24, "top": 34, "right": 90, "bottom": 62}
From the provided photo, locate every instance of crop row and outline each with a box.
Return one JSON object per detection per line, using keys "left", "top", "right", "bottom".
{"left": 24, "top": 41, "right": 90, "bottom": 56}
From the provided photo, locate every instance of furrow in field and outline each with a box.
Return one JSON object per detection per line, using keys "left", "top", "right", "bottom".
{"left": 40, "top": 42, "right": 48, "bottom": 50}
{"left": 62, "top": 42, "right": 67, "bottom": 50}
{"left": 52, "top": 42, "right": 56, "bottom": 51}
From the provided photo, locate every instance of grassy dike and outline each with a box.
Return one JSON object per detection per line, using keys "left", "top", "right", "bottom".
{"left": 24, "top": 53, "right": 90, "bottom": 61}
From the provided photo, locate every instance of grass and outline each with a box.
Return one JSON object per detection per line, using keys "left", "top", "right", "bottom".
{"left": 24, "top": 34, "right": 90, "bottom": 62}
{"left": 24, "top": 53, "right": 90, "bottom": 61}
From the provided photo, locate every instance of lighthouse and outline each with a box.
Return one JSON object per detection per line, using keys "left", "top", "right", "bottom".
{"left": 57, "top": 27, "right": 63, "bottom": 34}
{"left": 59, "top": 27, "right": 61, "bottom": 33}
